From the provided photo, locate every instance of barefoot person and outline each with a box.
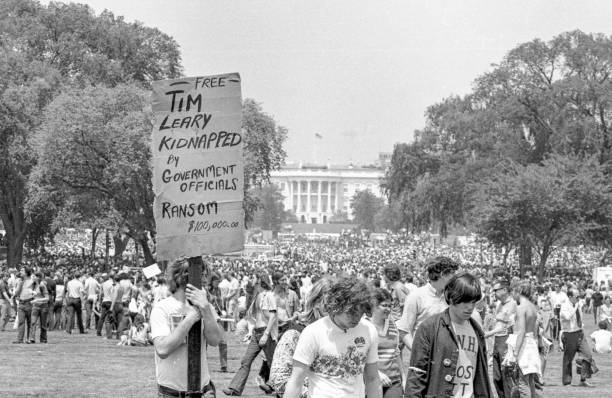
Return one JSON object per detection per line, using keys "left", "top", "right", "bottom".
{"left": 507, "top": 281, "right": 542, "bottom": 397}
{"left": 151, "top": 259, "right": 222, "bottom": 397}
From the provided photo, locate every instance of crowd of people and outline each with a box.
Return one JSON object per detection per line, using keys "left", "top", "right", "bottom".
{"left": 1, "top": 232, "right": 612, "bottom": 397}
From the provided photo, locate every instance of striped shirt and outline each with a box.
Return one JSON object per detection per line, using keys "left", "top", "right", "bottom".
{"left": 368, "top": 317, "right": 402, "bottom": 383}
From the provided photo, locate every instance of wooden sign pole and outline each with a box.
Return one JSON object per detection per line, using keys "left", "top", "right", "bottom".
{"left": 187, "top": 256, "right": 202, "bottom": 395}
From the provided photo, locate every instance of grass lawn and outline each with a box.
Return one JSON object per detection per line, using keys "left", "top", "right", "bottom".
{"left": 0, "top": 315, "right": 611, "bottom": 397}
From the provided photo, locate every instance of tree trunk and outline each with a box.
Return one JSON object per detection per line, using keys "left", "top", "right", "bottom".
{"left": 519, "top": 242, "right": 532, "bottom": 278}
{"left": 91, "top": 227, "right": 99, "bottom": 258}
{"left": 139, "top": 237, "right": 155, "bottom": 266}
{"left": 112, "top": 233, "right": 130, "bottom": 261}
{"left": 537, "top": 246, "right": 551, "bottom": 282}
{"left": 502, "top": 246, "right": 511, "bottom": 266}
{"left": 1, "top": 204, "right": 26, "bottom": 268}
{"left": 105, "top": 229, "right": 109, "bottom": 265}
{"left": 600, "top": 249, "right": 611, "bottom": 267}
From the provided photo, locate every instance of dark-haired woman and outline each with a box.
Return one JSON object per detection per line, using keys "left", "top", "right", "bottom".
{"left": 406, "top": 272, "right": 491, "bottom": 398}
{"left": 223, "top": 273, "right": 277, "bottom": 396}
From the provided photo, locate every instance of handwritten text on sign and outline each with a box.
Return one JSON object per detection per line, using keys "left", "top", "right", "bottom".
{"left": 151, "top": 74, "right": 244, "bottom": 260}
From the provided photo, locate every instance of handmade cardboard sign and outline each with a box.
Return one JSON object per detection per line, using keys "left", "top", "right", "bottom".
{"left": 151, "top": 73, "right": 244, "bottom": 260}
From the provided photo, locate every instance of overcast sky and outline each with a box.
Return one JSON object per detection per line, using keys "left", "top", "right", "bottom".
{"left": 42, "top": 0, "right": 612, "bottom": 164}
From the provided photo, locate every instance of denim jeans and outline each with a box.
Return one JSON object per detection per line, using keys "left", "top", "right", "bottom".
{"left": 66, "top": 297, "right": 84, "bottom": 333}
{"left": 562, "top": 330, "right": 592, "bottom": 384}
{"left": 0, "top": 299, "right": 11, "bottom": 330}
{"left": 113, "top": 302, "right": 124, "bottom": 338}
{"left": 96, "top": 301, "right": 112, "bottom": 335}
{"left": 493, "top": 335, "right": 513, "bottom": 398}
{"left": 85, "top": 298, "right": 99, "bottom": 330}
{"left": 31, "top": 304, "right": 49, "bottom": 342}
{"left": 227, "top": 327, "right": 277, "bottom": 394}
{"left": 16, "top": 301, "right": 32, "bottom": 342}
{"left": 49, "top": 301, "right": 63, "bottom": 330}
{"left": 383, "top": 380, "right": 403, "bottom": 398}
{"left": 517, "top": 369, "right": 541, "bottom": 398}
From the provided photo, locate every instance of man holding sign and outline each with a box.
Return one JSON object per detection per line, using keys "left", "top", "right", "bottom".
{"left": 150, "top": 72, "right": 244, "bottom": 397}
{"left": 151, "top": 259, "right": 222, "bottom": 397}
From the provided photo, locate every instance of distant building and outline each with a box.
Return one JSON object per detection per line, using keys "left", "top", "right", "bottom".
{"left": 378, "top": 152, "right": 392, "bottom": 169}
{"left": 270, "top": 161, "right": 385, "bottom": 224}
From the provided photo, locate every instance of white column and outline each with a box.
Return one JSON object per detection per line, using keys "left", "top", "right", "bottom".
{"left": 297, "top": 180, "right": 301, "bottom": 216}
{"left": 317, "top": 181, "right": 322, "bottom": 214}
{"left": 327, "top": 181, "right": 331, "bottom": 215}
{"left": 334, "top": 182, "right": 338, "bottom": 212}
{"left": 306, "top": 180, "right": 311, "bottom": 221}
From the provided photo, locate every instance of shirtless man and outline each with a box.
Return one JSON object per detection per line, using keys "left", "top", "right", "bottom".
{"left": 511, "top": 282, "right": 541, "bottom": 398}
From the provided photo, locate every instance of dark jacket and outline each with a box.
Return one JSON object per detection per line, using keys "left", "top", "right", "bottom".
{"left": 405, "top": 308, "right": 492, "bottom": 398}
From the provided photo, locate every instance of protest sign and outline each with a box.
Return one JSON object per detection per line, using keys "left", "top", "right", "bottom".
{"left": 151, "top": 73, "right": 245, "bottom": 260}
{"left": 142, "top": 263, "right": 162, "bottom": 279}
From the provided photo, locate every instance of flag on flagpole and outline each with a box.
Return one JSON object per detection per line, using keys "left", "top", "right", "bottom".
{"left": 314, "top": 133, "right": 322, "bottom": 139}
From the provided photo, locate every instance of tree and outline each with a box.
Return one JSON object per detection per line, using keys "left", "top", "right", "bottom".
{"left": 373, "top": 201, "right": 403, "bottom": 232}
{"left": 251, "top": 184, "right": 286, "bottom": 231}
{"left": 242, "top": 99, "right": 288, "bottom": 226}
{"left": 384, "top": 30, "right": 612, "bottom": 269}
{"left": 35, "top": 84, "right": 157, "bottom": 264}
{"left": 474, "top": 155, "right": 612, "bottom": 280}
{"left": 0, "top": 0, "right": 182, "bottom": 266}
{"left": 0, "top": 49, "right": 61, "bottom": 267}
{"left": 329, "top": 210, "right": 349, "bottom": 224}
{"left": 350, "top": 190, "right": 384, "bottom": 231}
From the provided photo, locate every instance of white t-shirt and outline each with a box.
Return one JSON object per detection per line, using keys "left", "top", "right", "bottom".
{"left": 590, "top": 329, "right": 612, "bottom": 354}
{"left": 218, "top": 279, "right": 230, "bottom": 300}
{"left": 150, "top": 296, "right": 217, "bottom": 391}
{"left": 293, "top": 317, "right": 379, "bottom": 398}
{"left": 228, "top": 278, "right": 240, "bottom": 299}
{"left": 153, "top": 284, "right": 169, "bottom": 303}
{"left": 451, "top": 321, "right": 478, "bottom": 398}
{"left": 84, "top": 277, "right": 99, "bottom": 300}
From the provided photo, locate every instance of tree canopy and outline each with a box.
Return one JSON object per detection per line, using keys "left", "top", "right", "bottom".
{"left": 383, "top": 30, "right": 612, "bottom": 279}
{"left": 1, "top": 0, "right": 286, "bottom": 266}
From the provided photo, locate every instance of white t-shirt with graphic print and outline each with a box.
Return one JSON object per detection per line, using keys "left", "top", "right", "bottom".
{"left": 293, "top": 316, "right": 379, "bottom": 398}
{"left": 150, "top": 295, "right": 217, "bottom": 391}
{"left": 451, "top": 321, "right": 478, "bottom": 398}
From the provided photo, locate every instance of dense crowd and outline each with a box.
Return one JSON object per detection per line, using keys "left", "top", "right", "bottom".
{"left": 1, "top": 232, "right": 611, "bottom": 397}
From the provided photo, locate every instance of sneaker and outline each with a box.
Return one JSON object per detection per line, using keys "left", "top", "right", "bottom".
{"left": 220, "top": 366, "right": 228, "bottom": 372}
{"left": 579, "top": 381, "right": 594, "bottom": 387}
{"left": 255, "top": 376, "right": 274, "bottom": 394}
{"left": 222, "top": 388, "right": 240, "bottom": 396}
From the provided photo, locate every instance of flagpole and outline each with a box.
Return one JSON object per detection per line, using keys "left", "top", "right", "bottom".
{"left": 313, "top": 133, "right": 317, "bottom": 164}
{"left": 313, "top": 133, "right": 322, "bottom": 164}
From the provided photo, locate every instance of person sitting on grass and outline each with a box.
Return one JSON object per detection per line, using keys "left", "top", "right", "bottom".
{"left": 118, "top": 313, "right": 151, "bottom": 346}
{"left": 590, "top": 321, "right": 612, "bottom": 354}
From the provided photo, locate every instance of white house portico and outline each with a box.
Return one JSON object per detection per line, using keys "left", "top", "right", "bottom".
{"left": 270, "top": 163, "right": 385, "bottom": 224}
